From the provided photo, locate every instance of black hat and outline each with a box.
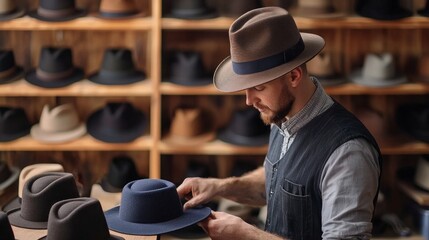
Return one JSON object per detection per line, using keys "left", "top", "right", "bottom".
{"left": 218, "top": 0, "right": 263, "bottom": 18}
{"left": 396, "top": 104, "right": 429, "bottom": 143}
{"left": 0, "top": 0, "right": 25, "bottom": 21}
{"left": 28, "top": 0, "right": 87, "bottom": 22}
{"left": 169, "top": 0, "right": 218, "bottom": 19}
{"left": 218, "top": 107, "right": 270, "bottom": 146}
{"left": 39, "top": 198, "right": 123, "bottom": 240}
{"left": 0, "top": 50, "right": 24, "bottom": 84}
{"left": 418, "top": 0, "right": 429, "bottom": 17}
{"left": 89, "top": 48, "right": 146, "bottom": 85}
{"left": 0, "top": 211, "right": 14, "bottom": 240}
{"left": 355, "top": 0, "right": 412, "bottom": 21}
{"left": 167, "top": 50, "right": 212, "bottom": 86}
{"left": 25, "top": 47, "right": 84, "bottom": 88}
{"left": 0, "top": 107, "right": 31, "bottom": 142}
{"left": 0, "top": 161, "right": 19, "bottom": 196}
{"left": 100, "top": 156, "right": 140, "bottom": 193}
{"left": 86, "top": 102, "right": 146, "bottom": 143}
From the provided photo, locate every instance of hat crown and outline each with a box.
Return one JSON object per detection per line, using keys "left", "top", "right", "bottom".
{"left": 170, "top": 108, "right": 205, "bottom": 137}
{"left": 101, "top": 102, "right": 140, "bottom": 130}
{"left": 39, "top": 104, "right": 81, "bottom": 133}
{"left": 307, "top": 53, "right": 335, "bottom": 77}
{"left": 101, "top": 48, "right": 135, "bottom": 72}
{"left": 229, "top": 7, "right": 302, "bottom": 63}
{"left": 170, "top": 51, "right": 209, "bottom": 82}
{"left": 18, "top": 163, "right": 64, "bottom": 198}
{"left": 0, "top": 50, "right": 16, "bottom": 72}
{"left": 39, "top": 0, "right": 76, "bottom": 10}
{"left": 104, "top": 156, "right": 139, "bottom": 191}
{"left": 100, "top": 0, "right": 137, "bottom": 12}
{"left": 0, "top": 107, "right": 30, "bottom": 136}
{"left": 228, "top": 108, "right": 269, "bottom": 137}
{"left": 38, "top": 47, "right": 74, "bottom": 73}
{"left": 0, "top": 212, "right": 14, "bottom": 240}
{"left": 362, "top": 53, "right": 395, "bottom": 80}
{"left": 0, "top": 0, "right": 17, "bottom": 14}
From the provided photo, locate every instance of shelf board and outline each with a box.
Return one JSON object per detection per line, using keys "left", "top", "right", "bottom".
{"left": 0, "top": 79, "right": 153, "bottom": 97}
{"left": 162, "top": 17, "right": 234, "bottom": 30}
{"left": 0, "top": 15, "right": 153, "bottom": 31}
{"left": 325, "top": 82, "right": 429, "bottom": 95}
{"left": 160, "top": 82, "right": 242, "bottom": 95}
{"left": 0, "top": 135, "right": 153, "bottom": 151}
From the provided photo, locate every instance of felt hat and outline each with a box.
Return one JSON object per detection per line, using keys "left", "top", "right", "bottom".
{"left": 39, "top": 198, "right": 124, "bottom": 240}
{"left": 0, "top": 161, "right": 19, "bottom": 195}
{"left": 291, "top": 0, "right": 346, "bottom": 19}
{"left": 31, "top": 104, "right": 86, "bottom": 143}
{"left": 218, "top": 107, "right": 270, "bottom": 146}
{"left": 396, "top": 104, "right": 429, "bottom": 143}
{"left": 0, "top": 0, "right": 25, "bottom": 21}
{"left": 89, "top": 48, "right": 146, "bottom": 85}
{"left": 28, "top": 0, "right": 87, "bottom": 22}
{"left": 86, "top": 102, "right": 146, "bottom": 143}
{"left": 8, "top": 172, "right": 80, "bottom": 229}
{"left": 418, "top": 0, "right": 429, "bottom": 17}
{"left": 350, "top": 53, "right": 407, "bottom": 87}
{"left": 169, "top": 0, "right": 218, "bottom": 19}
{"left": 0, "top": 211, "right": 14, "bottom": 240}
{"left": 164, "top": 107, "right": 216, "bottom": 145}
{"left": 213, "top": 7, "right": 325, "bottom": 92}
{"left": 2, "top": 163, "right": 64, "bottom": 213}
{"left": 25, "top": 47, "right": 84, "bottom": 88}
{"left": 96, "top": 0, "right": 141, "bottom": 19}
{"left": 0, "top": 106, "right": 31, "bottom": 142}
{"left": 417, "top": 54, "right": 429, "bottom": 83}
{"left": 218, "top": 0, "right": 263, "bottom": 18}
{"left": 307, "top": 52, "right": 346, "bottom": 86}
{"left": 100, "top": 156, "right": 140, "bottom": 193}
{"left": 105, "top": 178, "right": 211, "bottom": 235}
{"left": 355, "top": 0, "right": 412, "bottom": 21}
{"left": 0, "top": 50, "right": 24, "bottom": 84}
{"left": 414, "top": 155, "right": 429, "bottom": 192}
{"left": 167, "top": 50, "right": 213, "bottom": 86}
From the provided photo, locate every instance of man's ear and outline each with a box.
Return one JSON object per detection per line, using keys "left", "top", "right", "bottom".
{"left": 289, "top": 67, "right": 303, "bottom": 87}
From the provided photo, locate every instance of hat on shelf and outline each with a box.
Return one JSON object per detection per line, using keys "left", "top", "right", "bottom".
{"left": 105, "top": 178, "right": 211, "bottom": 235}
{"left": 2, "top": 163, "right": 64, "bottom": 213}
{"left": 218, "top": 107, "right": 270, "bottom": 146}
{"left": 39, "top": 198, "right": 124, "bottom": 240}
{"left": 7, "top": 172, "right": 80, "bottom": 229}
{"left": 418, "top": 0, "right": 429, "bottom": 17}
{"left": 0, "top": 211, "right": 14, "bottom": 240}
{"left": 31, "top": 104, "right": 86, "bottom": 143}
{"left": 0, "top": 0, "right": 25, "bottom": 21}
{"left": 86, "top": 102, "right": 146, "bottom": 143}
{"left": 306, "top": 52, "right": 346, "bottom": 86}
{"left": 164, "top": 107, "right": 216, "bottom": 145}
{"left": 25, "top": 47, "right": 85, "bottom": 88}
{"left": 167, "top": 50, "right": 213, "bottom": 86}
{"left": 0, "top": 161, "right": 19, "bottom": 195}
{"left": 0, "top": 50, "right": 24, "bottom": 84}
{"left": 28, "top": 0, "right": 87, "bottom": 22}
{"left": 417, "top": 54, "right": 429, "bottom": 83}
{"left": 218, "top": 0, "right": 263, "bottom": 18}
{"left": 290, "top": 0, "right": 346, "bottom": 19}
{"left": 349, "top": 53, "right": 407, "bottom": 87}
{"left": 214, "top": 7, "right": 325, "bottom": 92}
{"left": 168, "top": 0, "right": 218, "bottom": 19}
{"left": 414, "top": 155, "right": 429, "bottom": 192}
{"left": 96, "top": 0, "right": 142, "bottom": 19}
{"left": 89, "top": 48, "right": 146, "bottom": 85}
{"left": 355, "top": 0, "right": 412, "bottom": 21}
{"left": 0, "top": 106, "right": 31, "bottom": 142}
{"left": 396, "top": 104, "right": 429, "bottom": 143}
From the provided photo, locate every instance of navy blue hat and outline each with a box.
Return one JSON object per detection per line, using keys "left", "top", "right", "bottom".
{"left": 105, "top": 179, "right": 211, "bottom": 235}
{"left": 0, "top": 50, "right": 24, "bottom": 84}
{"left": 168, "top": 0, "right": 218, "bottom": 19}
{"left": 167, "top": 50, "right": 212, "bottom": 86}
{"left": 0, "top": 107, "right": 31, "bottom": 142}
{"left": 28, "top": 0, "right": 87, "bottom": 22}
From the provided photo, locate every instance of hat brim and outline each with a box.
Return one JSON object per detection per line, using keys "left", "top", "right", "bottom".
{"left": 163, "top": 131, "right": 216, "bottom": 146}
{"left": 105, "top": 206, "right": 211, "bottom": 235}
{"left": 0, "top": 9, "right": 25, "bottom": 21}
{"left": 28, "top": 9, "right": 87, "bottom": 22}
{"left": 25, "top": 68, "right": 84, "bottom": 88}
{"left": 30, "top": 123, "right": 86, "bottom": 143}
{"left": 214, "top": 32, "right": 325, "bottom": 92}
{"left": 90, "top": 184, "right": 121, "bottom": 211}
{"left": 217, "top": 129, "right": 269, "bottom": 147}
{"left": 0, "top": 167, "right": 19, "bottom": 192}
{"left": 349, "top": 70, "right": 407, "bottom": 87}
{"left": 88, "top": 71, "right": 146, "bottom": 85}
{"left": 0, "top": 67, "right": 24, "bottom": 84}
{"left": 2, "top": 197, "right": 21, "bottom": 213}
{"left": 86, "top": 110, "right": 146, "bottom": 143}
{"left": 8, "top": 208, "right": 48, "bottom": 229}
{"left": 0, "top": 128, "right": 30, "bottom": 142}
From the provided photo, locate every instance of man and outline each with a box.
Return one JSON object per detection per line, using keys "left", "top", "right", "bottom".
{"left": 177, "top": 7, "right": 382, "bottom": 240}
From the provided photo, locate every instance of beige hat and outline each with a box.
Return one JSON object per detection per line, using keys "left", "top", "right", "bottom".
{"left": 31, "top": 104, "right": 86, "bottom": 143}
{"left": 291, "top": 0, "right": 346, "bottom": 19}
{"left": 214, "top": 7, "right": 325, "bottom": 92}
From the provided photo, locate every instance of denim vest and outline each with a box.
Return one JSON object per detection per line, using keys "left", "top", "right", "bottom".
{"left": 264, "top": 102, "right": 381, "bottom": 239}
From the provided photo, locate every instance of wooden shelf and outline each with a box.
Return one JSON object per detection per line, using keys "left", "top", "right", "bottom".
{"left": 160, "top": 82, "right": 241, "bottom": 95}
{"left": 325, "top": 82, "right": 429, "bottom": 96}
{"left": 0, "top": 135, "right": 153, "bottom": 151}
{"left": 0, "top": 79, "right": 153, "bottom": 97}
{"left": 162, "top": 17, "right": 234, "bottom": 30}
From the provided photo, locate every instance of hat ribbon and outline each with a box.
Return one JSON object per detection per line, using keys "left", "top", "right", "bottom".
{"left": 0, "top": 66, "right": 16, "bottom": 79}
{"left": 36, "top": 68, "right": 74, "bottom": 81}
{"left": 38, "top": 7, "right": 76, "bottom": 19}
{"left": 232, "top": 37, "right": 304, "bottom": 75}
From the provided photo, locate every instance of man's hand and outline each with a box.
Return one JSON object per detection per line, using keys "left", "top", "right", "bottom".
{"left": 177, "top": 177, "right": 223, "bottom": 210}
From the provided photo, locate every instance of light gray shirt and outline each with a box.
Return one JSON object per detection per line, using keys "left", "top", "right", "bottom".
{"left": 277, "top": 78, "right": 380, "bottom": 239}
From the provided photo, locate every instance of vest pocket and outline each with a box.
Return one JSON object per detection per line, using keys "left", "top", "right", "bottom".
{"left": 280, "top": 179, "right": 313, "bottom": 240}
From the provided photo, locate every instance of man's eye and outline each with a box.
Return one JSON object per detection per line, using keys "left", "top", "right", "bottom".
{"left": 254, "top": 86, "right": 264, "bottom": 91}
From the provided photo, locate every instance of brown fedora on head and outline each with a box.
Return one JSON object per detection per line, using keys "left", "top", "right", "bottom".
{"left": 213, "top": 7, "right": 325, "bottom": 92}
{"left": 97, "top": 0, "right": 142, "bottom": 19}
{"left": 0, "top": 0, "right": 25, "bottom": 21}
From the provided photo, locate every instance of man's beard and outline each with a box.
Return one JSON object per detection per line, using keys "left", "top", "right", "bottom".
{"left": 258, "top": 86, "right": 295, "bottom": 126}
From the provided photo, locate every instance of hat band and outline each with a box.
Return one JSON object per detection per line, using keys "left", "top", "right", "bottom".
{"left": 0, "top": 66, "right": 16, "bottom": 79}
{"left": 232, "top": 37, "right": 304, "bottom": 75}
{"left": 37, "top": 7, "right": 76, "bottom": 19}
{"left": 36, "top": 68, "right": 74, "bottom": 81}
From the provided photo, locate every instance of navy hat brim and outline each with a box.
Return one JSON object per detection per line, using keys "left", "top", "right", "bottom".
{"left": 105, "top": 206, "right": 211, "bottom": 235}
{"left": 88, "top": 71, "right": 146, "bottom": 86}
{"left": 217, "top": 128, "right": 270, "bottom": 147}
{"left": 25, "top": 68, "right": 84, "bottom": 88}
{"left": 0, "top": 9, "right": 25, "bottom": 21}
{"left": 0, "top": 67, "right": 24, "bottom": 84}
{"left": 28, "top": 9, "right": 87, "bottom": 22}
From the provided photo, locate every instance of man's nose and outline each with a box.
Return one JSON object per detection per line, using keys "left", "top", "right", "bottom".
{"left": 245, "top": 89, "right": 254, "bottom": 106}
